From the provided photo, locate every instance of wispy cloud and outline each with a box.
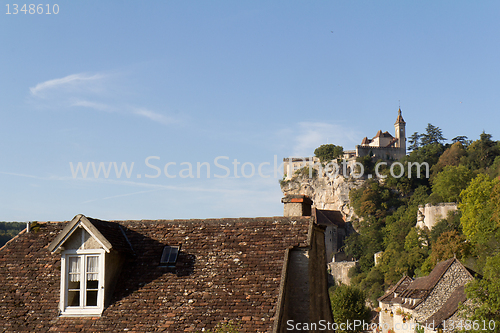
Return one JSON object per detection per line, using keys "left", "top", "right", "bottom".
{"left": 132, "top": 108, "right": 177, "bottom": 125}
{"left": 71, "top": 99, "right": 114, "bottom": 112}
{"left": 29, "top": 72, "right": 182, "bottom": 126}
{"left": 0, "top": 171, "right": 40, "bottom": 179}
{"left": 30, "top": 73, "right": 105, "bottom": 97}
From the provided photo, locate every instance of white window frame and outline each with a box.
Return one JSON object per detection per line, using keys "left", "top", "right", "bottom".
{"left": 60, "top": 249, "right": 105, "bottom": 316}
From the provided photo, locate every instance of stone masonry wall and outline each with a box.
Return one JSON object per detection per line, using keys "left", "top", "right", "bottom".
{"left": 328, "top": 261, "right": 357, "bottom": 286}
{"left": 414, "top": 261, "right": 473, "bottom": 323}
{"left": 416, "top": 203, "right": 458, "bottom": 230}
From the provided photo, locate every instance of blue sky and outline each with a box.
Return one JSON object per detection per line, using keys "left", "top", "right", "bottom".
{"left": 1, "top": 1, "right": 500, "bottom": 222}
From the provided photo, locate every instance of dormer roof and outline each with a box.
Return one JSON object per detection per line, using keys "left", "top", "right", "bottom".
{"left": 47, "top": 214, "right": 133, "bottom": 254}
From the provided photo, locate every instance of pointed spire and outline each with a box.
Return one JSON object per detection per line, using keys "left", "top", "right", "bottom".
{"left": 395, "top": 107, "right": 406, "bottom": 125}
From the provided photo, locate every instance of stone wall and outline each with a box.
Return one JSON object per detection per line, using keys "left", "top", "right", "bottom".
{"left": 274, "top": 225, "right": 334, "bottom": 332}
{"left": 281, "top": 169, "right": 363, "bottom": 222}
{"left": 416, "top": 203, "right": 458, "bottom": 230}
{"left": 355, "top": 145, "right": 405, "bottom": 160}
{"left": 414, "top": 261, "right": 473, "bottom": 323}
{"left": 327, "top": 261, "right": 357, "bottom": 286}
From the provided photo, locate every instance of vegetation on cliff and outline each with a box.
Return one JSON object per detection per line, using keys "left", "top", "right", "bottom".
{"left": 314, "top": 144, "right": 344, "bottom": 162}
{"left": 345, "top": 125, "right": 500, "bottom": 327}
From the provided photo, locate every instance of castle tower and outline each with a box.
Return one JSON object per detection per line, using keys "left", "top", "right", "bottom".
{"left": 394, "top": 108, "right": 406, "bottom": 157}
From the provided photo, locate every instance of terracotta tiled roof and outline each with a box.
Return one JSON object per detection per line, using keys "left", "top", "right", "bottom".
{"left": 86, "top": 217, "right": 134, "bottom": 254}
{"left": 384, "top": 258, "right": 476, "bottom": 310}
{"left": 371, "top": 130, "right": 394, "bottom": 141}
{"left": 0, "top": 216, "right": 313, "bottom": 332}
{"left": 378, "top": 275, "right": 413, "bottom": 303}
{"left": 407, "top": 258, "right": 456, "bottom": 291}
{"left": 361, "top": 137, "right": 371, "bottom": 145}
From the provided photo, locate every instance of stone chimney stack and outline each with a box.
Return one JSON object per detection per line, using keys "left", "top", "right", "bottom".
{"left": 281, "top": 194, "right": 313, "bottom": 217}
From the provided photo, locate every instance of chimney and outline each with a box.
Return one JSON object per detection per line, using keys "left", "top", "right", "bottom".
{"left": 281, "top": 194, "right": 313, "bottom": 217}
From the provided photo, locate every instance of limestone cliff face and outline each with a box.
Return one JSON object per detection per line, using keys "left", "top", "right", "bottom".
{"left": 280, "top": 169, "right": 365, "bottom": 221}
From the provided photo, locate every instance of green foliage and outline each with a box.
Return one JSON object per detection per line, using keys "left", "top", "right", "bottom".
{"left": 350, "top": 180, "right": 401, "bottom": 219}
{"left": 329, "top": 285, "right": 370, "bottom": 333}
{"left": 0, "top": 222, "right": 25, "bottom": 247}
{"left": 420, "top": 123, "right": 446, "bottom": 146}
{"left": 279, "top": 175, "right": 290, "bottom": 187}
{"left": 452, "top": 135, "right": 472, "bottom": 148}
{"left": 430, "top": 141, "right": 466, "bottom": 178}
{"left": 464, "top": 132, "right": 500, "bottom": 171}
{"left": 459, "top": 174, "right": 499, "bottom": 245}
{"left": 345, "top": 128, "right": 500, "bottom": 314}
{"left": 431, "top": 165, "right": 474, "bottom": 202}
{"left": 294, "top": 166, "right": 317, "bottom": 178}
{"left": 421, "top": 230, "right": 470, "bottom": 275}
{"left": 463, "top": 253, "right": 500, "bottom": 332}
{"left": 408, "top": 132, "right": 421, "bottom": 152}
{"left": 355, "top": 155, "right": 375, "bottom": 177}
{"left": 487, "top": 155, "right": 500, "bottom": 179}
{"left": 429, "top": 210, "right": 462, "bottom": 244}
{"left": 314, "top": 144, "right": 343, "bottom": 162}
{"left": 382, "top": 143, "right": 442, "bottom": 195}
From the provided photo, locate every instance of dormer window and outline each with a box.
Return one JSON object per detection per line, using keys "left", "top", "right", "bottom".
{"left": 62, "top": 250, "right": 104, "bottom": 315}
{"left": 48, "top": 214, "right": 133, "bottom": 317}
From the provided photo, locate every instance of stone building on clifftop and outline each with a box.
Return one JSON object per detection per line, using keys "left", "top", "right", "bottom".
{"left": 356, "top": 108, "right": 407, "bottom": 160}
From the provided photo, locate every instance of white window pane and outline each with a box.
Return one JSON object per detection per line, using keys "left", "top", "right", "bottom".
{"left": 68, "top": 257, "right": 81, "bottom": 282}
{"left": 86, "top": 256, "right": 99, "bottom": 281}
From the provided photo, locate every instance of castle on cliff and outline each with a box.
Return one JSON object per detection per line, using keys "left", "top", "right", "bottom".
{"left": 283, "top": 108, "right": 407, "bottom": 177}
{"left": 355, "top": 108, "right": 406, "bottom": 160}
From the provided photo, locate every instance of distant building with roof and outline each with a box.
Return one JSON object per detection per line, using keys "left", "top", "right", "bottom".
{"left": 356, "top": 108, "right": 407, "bottom": 160}
{"left": 283, "top": 108, "right": 407, "bottom": 179}
{"left": 377, "top": 258, "right": 476, "bottom": 333}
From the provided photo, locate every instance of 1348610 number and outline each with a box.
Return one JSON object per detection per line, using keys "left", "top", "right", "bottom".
{"left": 6, "top": 4, "right": 59, "bottom": 14}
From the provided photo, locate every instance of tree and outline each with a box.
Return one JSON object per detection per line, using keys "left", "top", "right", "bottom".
{"left": 424, "top": 231, "right": 470, "bottom": 271}
{"left": 459, "top": 174, "right": 499, "bottom": 245}
{"left": 451, "top": 135, "right": 472, "bottom": 149}
{"left": 429, "top": 210, "right": 462, "bottom": 244}
{"left": 420, "top": 124, "right": 446, "bottom": 146}
{"left": 314, "top": 144, "right": 344, "bottom": 162}
{"left": 463, "top": 253, "right": 500, "bottom": 332}
{"left": 329, "top": 285, "right": 370, "bottom": 333}
{"left": 403, "top": 228, "right": 429, "bottom": 276}
{"left": 430, "top": 141, "right": 466, "bottom": 177}
{"left": 431, "top": 165, "right": 474, "bottom": 202}
{"left": 408, "top": 132, "right": 421, "bottom": 152}
{"left": 465, "top": 132, "right": 500, "bottom": 171}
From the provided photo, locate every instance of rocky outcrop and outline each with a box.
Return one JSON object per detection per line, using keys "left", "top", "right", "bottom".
{"left": 280, "top": 168, "right": 365, "bottom": 221}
